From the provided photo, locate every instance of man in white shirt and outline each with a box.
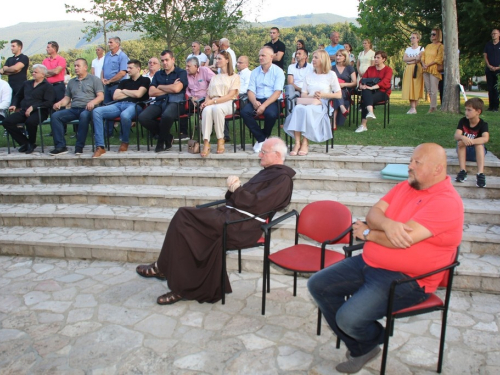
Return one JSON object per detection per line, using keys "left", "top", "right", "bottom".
{"left": 0, "top": 79, "right": 12, "bottom": 120}
{"left": 91, "top": 46, "right": 105, "bottom": 78}
{"left": 285, "top": 48, "right": 313, "bottom": 111}
{"left": 219, "top": 38, "right": 237, "bottom": 69}
{"left": 186, "top": 41, "right": 208, "bottom": 67}
{"left": 143, "top": 57, "right": 160, "bottom": 81}
{"left": 236, "top": 56, "right": 251, "bottom": 95}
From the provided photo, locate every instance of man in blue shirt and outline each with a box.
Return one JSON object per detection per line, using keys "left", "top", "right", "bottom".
{"left": 241, "top": 46, "right": 285, "bottom": 153}
{"left": 101, "top": 37, "right": 128, "bottom": 136}
{"left": 325, "top": 31, "right": 343, "bottom": 67}
{"left": 138, "top": 50, "right": 188, "bottom": 153}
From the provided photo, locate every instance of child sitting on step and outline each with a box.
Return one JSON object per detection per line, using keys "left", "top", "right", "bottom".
{"left": 454, "top": 98, "right": 489, "bottom": 188}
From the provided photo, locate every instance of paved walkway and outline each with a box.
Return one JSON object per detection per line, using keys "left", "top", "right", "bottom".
{"left": 1, "top": 256, "right": 499, "bottom": 374}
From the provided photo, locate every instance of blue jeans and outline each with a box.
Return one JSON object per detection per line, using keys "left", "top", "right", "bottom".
{"left": 51, "top": 108, "right": 92, "bottom": 149}
{"left": 104, "top": 84, "right": 119, "bottom": 136}
{"left": 93, "top": 102, "right": 142, "bottom": 145}
{"left": 241, "top": 98, "right": 279, "bottom": 143}
{"left": 307, "top": 255, "right": 429, "bottom": 357}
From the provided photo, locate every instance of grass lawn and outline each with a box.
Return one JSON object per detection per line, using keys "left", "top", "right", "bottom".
{"left": 1, "top": 91, "right": 498, "bottom": 156}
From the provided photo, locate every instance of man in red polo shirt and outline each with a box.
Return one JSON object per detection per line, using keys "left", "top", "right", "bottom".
{"left": 308, "top": 143, "right": 464, "bottom": 374}
{"left": 42, "top": 41, "right": 67, "bottom": 103}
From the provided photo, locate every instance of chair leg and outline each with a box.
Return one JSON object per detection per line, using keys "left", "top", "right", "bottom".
{"left": 380, "top": 316, "right": 394, "bottom": 375}
{"left": 261, "top": 256, "right": 267, "bottom": 315}
{"left": 437, "top": 309, "right": 449, "bottom": 373}
{"left": 293, "top": 271, "right": 297, "bottom": 296}
{"left": 221, "top": 250, "right": 226, "bottom": 305}
{"left": 317, "top": 307, "right": 322, "bottom": 336}
{"left": 238, "top": 249, "right": 242, "bottom": 273}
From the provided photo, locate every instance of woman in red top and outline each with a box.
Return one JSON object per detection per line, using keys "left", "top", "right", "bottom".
{"left": 355, "top": 51, "right": 393, "bottom": 133}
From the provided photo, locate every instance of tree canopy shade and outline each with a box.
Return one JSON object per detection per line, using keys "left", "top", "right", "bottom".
{"left": 356, "top": 0, "right": 500, "bottom": 60}
{"left": 66, "top": 0, "right": 251, "bottom": 55}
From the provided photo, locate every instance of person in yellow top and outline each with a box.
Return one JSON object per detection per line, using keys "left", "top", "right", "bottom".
{"left": 421, "top": 28, "right": 444, "bottom": 113}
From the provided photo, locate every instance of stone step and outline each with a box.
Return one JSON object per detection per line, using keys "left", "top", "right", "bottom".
{"left": 0, "top": 225, "right": 497, "bottom": 294}
{"left": 0, "top": 165, "right": 499, "bottom": 199}
{"left": 1, "top": 184, "right": 498, "bottom": 225}
{"left": 0, "top": 203, "right": 498, "bottom": 256}
{"left": 1, "top": 145, "right": 499, "bottom": 176}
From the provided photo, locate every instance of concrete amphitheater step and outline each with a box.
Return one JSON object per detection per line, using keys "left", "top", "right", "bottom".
{"left": 1, "top": 145, "right": 499, "bottom": 176}
{"left": 0, "top": 203, "right": 498, "bottom": 257}
{"left": 0, "top": 225, "right": 498, "bottom": 293}
{"left": 1, "top": 184, "right": 499, "bottom": 225}
{"left": 0, "top": 165, "right": 499, "bottom": 199}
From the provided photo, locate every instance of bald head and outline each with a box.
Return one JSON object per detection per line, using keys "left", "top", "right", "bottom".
{"left": 408, "top": 143, "right": 447, "bottom": 190}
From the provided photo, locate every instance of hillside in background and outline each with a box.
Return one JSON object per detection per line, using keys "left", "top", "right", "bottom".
{"left": 255, "top": 13, "right": 357, "bottom": 28}
{"left": 0, "top": 13, "right": 357, "bottom": 58}
{"left": 0, "top": 21, "right": 142, "bottom": 57}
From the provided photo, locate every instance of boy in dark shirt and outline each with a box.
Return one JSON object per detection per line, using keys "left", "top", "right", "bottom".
{"left": 454, "top": 98, "right": 489, "bottom": 187}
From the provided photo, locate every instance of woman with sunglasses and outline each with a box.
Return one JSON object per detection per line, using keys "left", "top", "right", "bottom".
{"left": 421, "top": 28, "right": 444, "bottom": 113}
{"left": 402, "top": 32, "right": 424, "bottom": 114}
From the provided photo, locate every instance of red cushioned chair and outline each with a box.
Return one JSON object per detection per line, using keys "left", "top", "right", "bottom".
{"left": 342, "top": 243, "right": 460, "bottom": 374}
{"left": 196, "top": 199, "right": 276, "bottom": 304}
{"left": 261, "top": 200, "right": 353, "bottom": 334}
{"left": 225, "top": 97, "right": 242, "bottom": 153}
{"left": 355, "top": 93, "right": 390, "bottom": 128}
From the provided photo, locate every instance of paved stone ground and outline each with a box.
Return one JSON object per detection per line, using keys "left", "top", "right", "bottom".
{"left": 1, "top": 256, "right": 499, "bottom": 374}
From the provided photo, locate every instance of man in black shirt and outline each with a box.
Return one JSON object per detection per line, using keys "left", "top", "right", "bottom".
{"left": 264, "top": 27, "right": 286, "bottom": 70}
{"left": 483, "top": 29, "right": 500, "bottom": 111}
{"left": 0, "top": 39, "right": 30, "bottom": 100}
{"left": 92, "top": 59, "right": 150, "bottom": 154}
{"left": 138, "top": 50, "right": 188, "bottom": 153}
{"left": 2, "top": 64, "right": 55, "bottom": 153}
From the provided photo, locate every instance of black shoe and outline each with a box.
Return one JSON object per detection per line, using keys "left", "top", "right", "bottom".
{"left": 25, "top": 143, "right": 37, "bottom": 154}
{"left": 18, "top": 143, "right": 29, "bottom": 153}
{"left": 224, "top": 136, "right": 231, "bottom": 142}
{"left": 476, "top": 173, "right": 486, "bottom": 188}
{"left": 74, "top": 147, "right": 83, "bottom": 155}
{"left": 455, "top": 169, "right": 467, "bottom": 183}
{"left": 166, "top": 134, "right": 174, "bottom": 149}
{"left": 49, "top": 147, "right": 69, "bottom": 156}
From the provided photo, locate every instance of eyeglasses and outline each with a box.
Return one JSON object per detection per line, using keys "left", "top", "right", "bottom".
{"left": 259, "top": 149, "right": 276, "bottom": 155}
{"left": 430, "top": 33, "right": 436, "bottom": 36}
{"left": 410, "top": 36, "right": 417, "bottom": 39}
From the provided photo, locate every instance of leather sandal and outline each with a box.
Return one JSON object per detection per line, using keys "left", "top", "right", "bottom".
{"left": 216, "top": 138, "right": 225, "bottom": 154}
{"left": 157, "top": 291, "right": 185, "bottom": 305}
{"left": 200, "top": 140, "right": 210, "bottom": 158}
{"left": 136, "top": 262, "right": 167, "bottom": 280}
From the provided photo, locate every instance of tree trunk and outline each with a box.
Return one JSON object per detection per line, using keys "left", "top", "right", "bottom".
{"left": 441, "top": 0, "right": 460, "bottom": 113}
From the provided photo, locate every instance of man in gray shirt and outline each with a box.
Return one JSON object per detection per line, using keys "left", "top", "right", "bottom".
{"left": 49, "top": 58, "right": 104, "bottom": 155}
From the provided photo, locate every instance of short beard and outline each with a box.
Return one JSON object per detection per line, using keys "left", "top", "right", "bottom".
{"left": 409, "top": 179, "right": 422, "bottom": 190}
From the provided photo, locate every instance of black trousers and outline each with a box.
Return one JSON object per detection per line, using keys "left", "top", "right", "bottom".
{"left": 138, "top": 102, "right": 185, "bottom": 143}
{"left": 486, "top": 69, "right": 499, "bottom": 110}
{"left": 2, "top": 110, "right": 48, "bottom": 145}
{"left": 360, "top": 90, "right": 387, "bottom": 119}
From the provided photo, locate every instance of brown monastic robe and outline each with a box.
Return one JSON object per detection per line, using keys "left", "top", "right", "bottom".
{"left": 156, "top": 164, "right": 296, "bottom": 303}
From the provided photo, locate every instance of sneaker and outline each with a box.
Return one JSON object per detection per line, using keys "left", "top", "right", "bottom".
{"left": 74, "top": 147, "right": 83, "bottom": 155}
{"left": 366, "top": 112, "right": 376, "bottom": 119}
{"left": 354, "top": 125, "right": 367, "bottom": 133}
{"left": 92, "top": 146, "right": 106, "bottom": 158}
{"left": 455, "top": 169, "right": 467, "bottom": 183}
{"left": 49, "top": 147, "right": 68, "bottom": 156}
{"left": 253, "top": 140, "right": 264, "bottom": 153}
{"left": 336, "top": 346, "right": 381, "bottom": 374}
{"left": 476, "top": 173, "right": 486, "bottom": 188}
{"left": 118, "top": 142, "right": 129, "bottom": 152}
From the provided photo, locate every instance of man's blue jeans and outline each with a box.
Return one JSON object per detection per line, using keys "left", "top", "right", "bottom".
{"left": 104, "top": 84, "right": 119, "bottom": 136}
{"left": 51, "top": 108, "right": 92, "bottom": 149}
{"left": 240, "top": 98, "right": 279, "bottom": 143}
{"left": 93, "top": 102, "right": 141, "bottom": 145}
{"left": 307, "top": 255, "right": 429, "bottom": 357}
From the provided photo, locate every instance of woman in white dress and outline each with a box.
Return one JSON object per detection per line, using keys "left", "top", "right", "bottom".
{"left": 199, "top": 51, "right": 240, "bottom": 157}
{"left": 284, "top": 50, "right": 342, "bottom": 156}
{"left": 357, "top": 39, "right": 375, "bottom": 78}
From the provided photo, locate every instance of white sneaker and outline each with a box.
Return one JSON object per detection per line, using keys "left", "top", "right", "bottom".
{"left": 253, "top": 141, "right": 264, "bottom": 153}
{"left": 366, "top": 112, "right": 376, "bottom": 119}
{"left": 355, "top": 125, "right": 367, "bottom": 133}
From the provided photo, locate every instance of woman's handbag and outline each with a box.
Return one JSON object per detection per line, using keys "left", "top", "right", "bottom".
{"left": 187, "top": 139, "right": 199, "bottom": 154}
{"left": 412, "top": 62, "right": 419, "bottom": 79}
{"left": 360, "top": 77, "right": 381, "bottom": 86}
{"left": 297, "top": 97, "right": 322, "bottom": 105}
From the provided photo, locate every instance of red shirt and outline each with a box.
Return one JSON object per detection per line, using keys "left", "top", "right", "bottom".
{"left": 362, "top": 65, "right": 393, "bottom": 96}
{"left": 42, "top": 55, "right": 67, "bottom": 84}
{"left": 362, "top": 176, "right": 463, "bottom": 292}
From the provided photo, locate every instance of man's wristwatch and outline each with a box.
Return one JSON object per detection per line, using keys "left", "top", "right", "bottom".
{"left": 363, "top": 229, "right": 371, "bottom": 241}
{"left": 214, "top": 99, "right": 217, "bottom": 104}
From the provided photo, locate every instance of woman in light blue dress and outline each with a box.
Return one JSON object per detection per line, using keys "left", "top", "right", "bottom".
{"left": 284, "top": 49, "right": 341, "bottom": 155}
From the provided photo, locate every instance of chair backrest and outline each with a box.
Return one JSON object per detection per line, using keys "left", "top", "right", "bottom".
{"left": 184, "top": 93, "right": 190, "bottom": 110}
{"left": 297, "top": 201, "right": 352, "bottom": 244}
{"left": 438, "top": 246, "right": 460, "bottom": 288}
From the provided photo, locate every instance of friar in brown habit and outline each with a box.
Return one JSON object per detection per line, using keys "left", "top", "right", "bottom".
{"left": 136, "top": 137, "right": 295, "bottom": 304}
